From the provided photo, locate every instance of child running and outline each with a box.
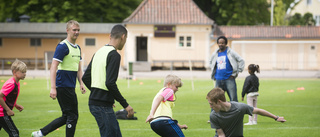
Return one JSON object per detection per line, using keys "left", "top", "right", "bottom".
{"left": 241, "top": 64, "right": 260, "bottom": 125}
{"left": 146, "top": 74, "right": 188, "bottom": 137}
{"left": 0, "top": 59, "right": 27, "bottom": 137}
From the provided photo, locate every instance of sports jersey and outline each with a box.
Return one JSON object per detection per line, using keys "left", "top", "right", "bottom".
{"left": 0, "top": 77, "right": 20, "bottom": 117}
{"left": 53, "top": 40, "right": 82, "bottom": 88}
{"left": 153, "top": 87, "right": 175, "bottom": 118}
{"left": 210, "top": 102, "right": 254, "bottom": 137}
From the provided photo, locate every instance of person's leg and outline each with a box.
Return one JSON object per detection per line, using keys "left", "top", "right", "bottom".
{"left": 0, "top": 116, "right": 19, "bottom": 137}
{"left": 246, "top": 95, "right": 254, "bottom": 122}
{"left": 253, "top": 96, "right": 258, "bottom": 123}
{"left": 225, "top": 77, "right": 238, "bottom": 102}
{"left": 40, "top": 88, "right": 68, "bottom": 136}
{"left": 150, "top": 119, "right": 184, "bottom": 137}
{"left": 63, "top": 88, "right": 79, "bottom": 137}
{"left": 89, "top": 105, "right": 122, "bottom": 137}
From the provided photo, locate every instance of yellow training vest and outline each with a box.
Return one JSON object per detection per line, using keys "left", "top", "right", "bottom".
{"left": 91, "top": 46, "right": 115, "bottom": 90}
{"left": 153, "top": 88, "right": 176, "bottom": 118}
{"left": 57, "top": 40, "right": 80, "bottom": 71}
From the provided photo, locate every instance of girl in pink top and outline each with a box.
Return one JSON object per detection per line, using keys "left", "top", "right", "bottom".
{"left": 146, "top": 74, "right": 188, "bottom": 137}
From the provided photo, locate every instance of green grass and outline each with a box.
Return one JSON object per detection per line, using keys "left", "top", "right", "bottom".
{"left": 0, "top": 76, "right": 319, "bottom": 137}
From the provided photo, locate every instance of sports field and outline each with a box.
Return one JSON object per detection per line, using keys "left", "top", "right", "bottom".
{"left": 0, "top": 76, "right": 319, "bottom": 137}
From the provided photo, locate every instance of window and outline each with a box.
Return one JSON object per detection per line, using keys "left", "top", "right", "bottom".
{"left": 154, "top": 25, "right": 176, "bottom": 37}
{"left": 315, "top": 15, "right": 320, "bottom": 26}
{"left": 306, "top": 0, "right": 312, "bottom": 5}
{"left": 311, "top": 45, "right": 315, "bottom": 50}
{"left": 179, "top": 36, "right": 192, "bottom": 47}
{"left": 30, "top": 38, "right": 41, "bottom": 46}
{"left": 0, "top": 38, "right": 2, "bottom": 47}
{"left": 85, "top": 38, "right": 95, "bottom": 46}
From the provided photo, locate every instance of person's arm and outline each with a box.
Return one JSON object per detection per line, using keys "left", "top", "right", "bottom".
{"left": 216, "top": 128, "right": 226, "bottom": 137}
{"left": 15, "top": 104, "right": 24, "bottom": 112}
{"left": 82, "top": 60, "right": 92, "bottom": 90}
{"left": 232, "top": 50, "right": 245, "bottom": 72}
{"left": 0, "top": 92, "right": 14, "bottom": 116}
{"left": 50, "top": 60, "right": 59, "bottom": 100}
{"left": 241, "top": 77, "right": 251, "bottom": 101}
{"left": 77, "top": 62, "right": 86, "bottom": 94}
{"left": 253, "top": 108, "right": 286, "bottom": 122}
{"left": 106, "top": 51, "right": 133, "bottom": 117}
{"left": 177, "top": 123, "right": 188, "bottom": 130}
{"left": 145, "top": 95, "right": 163, "bottom": 123}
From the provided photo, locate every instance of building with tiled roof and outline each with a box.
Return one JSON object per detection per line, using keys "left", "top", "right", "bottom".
{"left": 211, "top": 26, "right": 320, "bottom": 70}
{"left": 123, "top": 0, "right": 214, "bottom": 71}
{"left": 123, "top": 0, "right": 214, "bottom": 25}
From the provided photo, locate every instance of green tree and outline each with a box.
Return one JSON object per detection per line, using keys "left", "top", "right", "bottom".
{"left": 273, "top": 0, "right": 288, "bottom": 26}
{"left": 0, "top": 0, "right": 143, "bottom": 23}
{"left": 289, "top": 12, "right": 315, "bottom": 26}
{"left": 193, "top": 0, "right": 270, "bottom": 25}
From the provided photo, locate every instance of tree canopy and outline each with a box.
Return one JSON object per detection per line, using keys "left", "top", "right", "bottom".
{"left": 0, "top": 0, "right": 143, "bottom": 23}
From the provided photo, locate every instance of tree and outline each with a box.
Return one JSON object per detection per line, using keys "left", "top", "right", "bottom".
{"left": 289, "top": 12, "right": 315, "bottom": 26}
{"left": 0, "top": 0, "right": 143, "bottom": 23}
{"left": 273, "top": 0, "right": 288, "bottom": 26}
{"left": 193, "top": 0, "right": 270, "bottom": 25}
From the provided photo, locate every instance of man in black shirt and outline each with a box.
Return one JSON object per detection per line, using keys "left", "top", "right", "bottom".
{"left": 82, "top": 24, "right": 134, "bottom": 137}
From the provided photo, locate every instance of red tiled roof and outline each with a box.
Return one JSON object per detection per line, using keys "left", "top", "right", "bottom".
{"left": 214, "top": 26, "right": 320, "bottom": 39}
{"left": 123, "top": 0, "right": 214, "bottom": 25}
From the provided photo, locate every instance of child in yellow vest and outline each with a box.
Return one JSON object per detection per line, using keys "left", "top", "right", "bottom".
{"left": 146, "top": 74, "right": 188, "bottom": 137}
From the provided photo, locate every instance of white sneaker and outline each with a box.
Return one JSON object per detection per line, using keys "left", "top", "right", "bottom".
{"left": 31, "top": 131, "right": 43, "bottom": 137}
{"left": 244, "top": 121, "right": 253, "bottom": 125}
{"left": 252, "top": 121, "right": 257, "bottom": 125}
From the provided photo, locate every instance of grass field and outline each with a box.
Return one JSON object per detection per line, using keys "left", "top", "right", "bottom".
{"left": 0, "top": 76, "right": 319, "bottom": 137}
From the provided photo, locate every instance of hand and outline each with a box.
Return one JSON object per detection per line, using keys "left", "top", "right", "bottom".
{"left": 145, "top": 115, "right": 154, "bottom": 123}
{"left": 50, "top": 88, "right": 57, "bottom": 100}
{"left": 125, "top": 105, "right": 134, "bottom": 118}
{"left": 113, "top": 104, "right": 116, "bottom": 108}
{"left": 241, "top": 97, "right": 244, "bottom": 101}
{"left": 15, "top": 104, "right": 24, "bottom": 112}
{"left": 276, "top": 117, "right": 286, "bottom": 123}
{"left": 179, "top": 124, "right": 188, "bottom": 130}
{"left": 80, "top": 84, "right": 86, "bottom": 94}
{"left": 6, "top": 110, "right": 14, "bottom": 116}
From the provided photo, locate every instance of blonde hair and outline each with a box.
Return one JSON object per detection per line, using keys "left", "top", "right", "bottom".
{"left": 206, "top": 88, "right": 226, "bottom": 103}
{"left": 66, "top": 20, "right": 80, "bottom": 30}
{"left": 163, "top": 74, "right": 183, "bottom": 87}
{"left": 11, "top": 59, "right": 27, "bottom": 73}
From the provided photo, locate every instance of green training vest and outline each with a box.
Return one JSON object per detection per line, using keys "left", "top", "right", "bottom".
{"left": 58, "top": 40, "right": 81, "bottom": 71}
{"left": 91, "top": 46, "right": 116, "bottom": 90}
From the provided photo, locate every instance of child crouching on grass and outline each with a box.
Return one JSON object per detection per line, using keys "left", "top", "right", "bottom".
{"left": 146, "top": 74, "right": 188, "bottom": 137}
{"left": 0, "top": 59, "right": 27, "bottom": 137}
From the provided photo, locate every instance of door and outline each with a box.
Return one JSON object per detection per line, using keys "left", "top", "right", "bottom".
{"left": 136, "top": 37, "right": 148, "bottom": 61}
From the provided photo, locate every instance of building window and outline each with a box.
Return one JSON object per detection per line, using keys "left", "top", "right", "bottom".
{"left": 179, "top": 36, "right": 192, "bottom": 47}
{"left": 0, "top": 38, "right": 2, "bottom": 47}
{"left": 311, "top": 45, "right": 315, "bottom": 50}
{"left": 30, "top": 38, "right": 41, "bottom": 46}
{"left": 306, "top": 0, "right": 312, "bottom": 5}
{"left": 315, "top": 15, "right": 320, "bottom": 26}
{"left": 85, "top": 38, "right": 95, "bottom": 46}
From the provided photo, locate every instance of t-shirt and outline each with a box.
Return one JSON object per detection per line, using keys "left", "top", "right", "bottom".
{"left": 215, "top": 49, "right": 233, "bottom": 80}
{"left": 0, "top": 77, "right": 20, "bottom": 117}
{"left": 153, "top": 88, "right": 175, "bottom": 118}
{"left": 210, "top": 102, "right": 254, "bottom": 137}
{"left": 53, "top": 40, "right": 82, "bottom": 88}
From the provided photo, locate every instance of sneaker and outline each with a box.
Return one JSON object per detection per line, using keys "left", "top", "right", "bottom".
{"left": 252, "top": 121, "right": 257, "bottom": 125}
{"left": 244, "top": 121, "right": 253, "bottom": 125}
{"left": 31, "top": 131, "right": 43, "bottom": 137}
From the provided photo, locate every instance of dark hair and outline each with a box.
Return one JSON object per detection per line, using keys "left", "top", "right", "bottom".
{"left": 248, "top": 64, "right": 260, "bottom": 74}
{"left": 217, "top": 36, "right": 228, "bottom": 45}
{"left": 110, "top": 24, "right": 127, "bottom": 39}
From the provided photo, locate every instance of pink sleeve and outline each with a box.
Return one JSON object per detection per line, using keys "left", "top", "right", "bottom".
{"left": 0, "top": 81, "right": 15, "bottom": 96}
{"left": 160, "top": 88, "right": 174, "bottom": 101}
